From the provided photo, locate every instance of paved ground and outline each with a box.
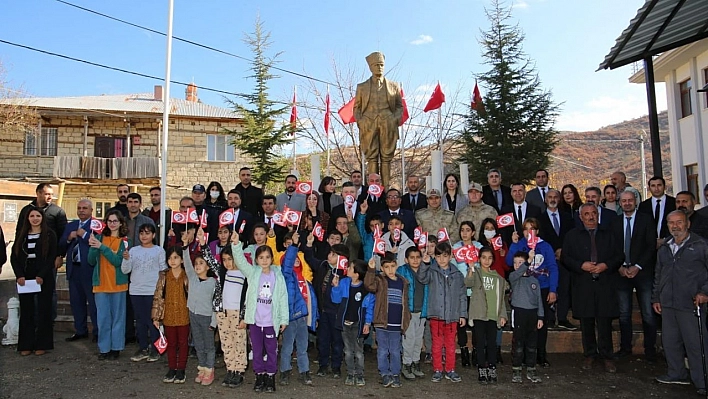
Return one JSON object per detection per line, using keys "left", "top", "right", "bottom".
{"left": 0, "top": 330, "right": 698, "bottom": 399}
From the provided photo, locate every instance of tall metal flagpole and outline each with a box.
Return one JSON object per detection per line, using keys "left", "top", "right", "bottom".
{"left": 292, "top": 85, "right": 298, "bottom": 173}
{"left": 158, "top": 0, "right": 174, "bottom": 248}
{"left": 326, "top": 85, "right": 331, "bottom": 175}
{"left": 438, "top": 105, "right": 443, "bottom": 189}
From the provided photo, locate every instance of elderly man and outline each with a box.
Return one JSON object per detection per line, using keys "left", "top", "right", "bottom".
{"left": 354, "top": 51, "right": 403, "bottom": 187}
{"left": 415, "top": 188, "right": 459, "bottom": 243}
{"left": 675, "top": 191, "right": 708, "bottom": 239}
{"left": 653, "top": 210, "right": 708, "bottom": 394}
{"left": 358, "top": 173, "right": 387, "bottom": 216}
{"left": 457, "top": 182, "right": 497, "bottom": 240}
{"left": 612, "top": 191, "right": 657, "bottom": 362}
{"left": 563, "top": 203, "right": 623, "bottom": 373}
{"left": 59, "top": 199, "right": 98, "bottom": 342}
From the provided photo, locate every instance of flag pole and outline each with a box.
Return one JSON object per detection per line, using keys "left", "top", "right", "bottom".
{"left": 158, "top": 0, "right": 174, "bottom": 249}
{"left": 438, "top": 103, "right": 443, "bottom": 188}
{"left": 326, "top": 85, "right": 331, "bottom": 176}
{"left": 291, "top": 85, "right": 297, "bottom": 172}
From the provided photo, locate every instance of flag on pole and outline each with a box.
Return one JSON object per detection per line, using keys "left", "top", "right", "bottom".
{"left": 324, "top": 87, "right": 331, "bottom": 137}
{"left": 471, "top": 80, "right": 485, "bottom": 114}
{"left": 289, "top": 87, "right": 297, "bottom": 134}
{"left": 338, "top": 98, "right": 356, "bottom": 124}
{"left": 423, "top": 82, "right": 445, "bottom": 112}
{"left": 400, "top": 86, "right": 409, "bottom": 126}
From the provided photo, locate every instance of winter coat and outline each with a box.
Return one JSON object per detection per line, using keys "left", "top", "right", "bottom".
{"left": 506, "top": 237, "right": 559, "bottom": 292}
{"left": 466, "top": 267, "right": 508, "bottom": 328}
{"left": 87, "top": 234, "right": 128, "bottom": 287}
{"left": 397, "top": 263, "right": 429, "bottom": 318}
{"left": 652, "top": 233, "right": 708, "bottom": 311}
{"left": 364, "top": 268, "right": 411, "bottom": 333}
{"left": 416, "top": 260, "right": 467, "bottom": 323}
{"left": 331, "top": 277, "right": 375, "bottom": 336}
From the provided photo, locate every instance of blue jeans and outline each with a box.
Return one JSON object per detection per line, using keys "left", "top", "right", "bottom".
{"left": 280, "top": 316, "right": 310, "bottom": 373}
{"left": 376, "top": 328, "right": 402, "bottom": 376}
{"left": 317, "top": 312, "right": 343, "bottom": 369}
{"left": 617, "top": 273, "right": 656, "bottom": 355}
{"left": 95, "top": 291, "right": 127, "bottom": 354}
{"left": 130, "top": 295, "right": 159, "bottom": 351}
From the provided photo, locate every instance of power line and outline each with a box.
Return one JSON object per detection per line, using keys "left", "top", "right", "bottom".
{"left": 55, "top": 0, "right": 337, "bottom": 87}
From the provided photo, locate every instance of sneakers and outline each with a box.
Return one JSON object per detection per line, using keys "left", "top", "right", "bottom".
{"left": 355, "top": 374, "right": 366, "bottom": 386}
{"left": 412, "top": 362, "right": 425, "bottom": 377}
{"left": 230, "top": 371, "right": 244, "bottom": 388}
{"left": 200, "top": 368, "right": 215, "bottom": 386}
{"left": 424, "top": 353, "right": 432, "bottom": 364}
{"left": 299, "top": 371, "right": 313, "bottom": 385}
{"left": 280, "top": 370, "right": 291, "bottom": 386}
{"left": 445, "top": 370, "right": 462, "bottom": 383}
{"left": 222, "top": 371, "right": 233, "bottom": 387}
{"left": 391, "top": 375, "right": 402, "bottom": 388}
{"left": 316, "top": 366, "right": 329, "bottom": 377}
{"left": 131, "top": 349, "right": 149, "bottom": 362}
{"left": 345, "top": 374, "right": 355, "bottom": 386}
{"left": 254, "top": 373, "right": 266, "bottom": 392}
{"left": 431, "top": 370, "right": 443, "bottom": 383}
{"left": 382, "top": 374, "right": 393, "bottom": 387}
{"left": 265, "top": 374, "right": 276, "bottom": 393}
{"left": 163, "top": 369, "right": 177, "bottom": 383}
{"left": 147, "top": 348, "right": 160, "bottom": 362}
{"left": 332, "top": 368, "right": 341, "bottom": 379}
{"left": 402, "top": 364, "right": 416, "bottom": 380}
{"left": 174, "top": 369, "right": 186, "bottom": 384}
{"left": 488, "top": 366, "right": 498, "bottom": 383}
{"left": 194, "top": 366, "right": 205, "bottom": 383}
{"left": 527, "top": 367, "right": 542, "bottom": 383}
{"left": 655, "top": 375, "right": 691, "bottom": 385}
{"left": 512, "top": 367, "right": 522, "bottom": 383}
{"left": 478, "top": 367, "right": 488, "bottom": 385}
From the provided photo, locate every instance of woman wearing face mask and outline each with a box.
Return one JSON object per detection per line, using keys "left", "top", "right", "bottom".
{"left": 477, "top": 218, "right": 509, "bottom": 279}
{"left": 203, "top": 181, "right": 227, "bottom": 240}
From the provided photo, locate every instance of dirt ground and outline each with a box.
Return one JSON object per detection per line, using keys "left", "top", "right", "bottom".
{"left": 0, "top": 331, "right": 697, "bottom": 399}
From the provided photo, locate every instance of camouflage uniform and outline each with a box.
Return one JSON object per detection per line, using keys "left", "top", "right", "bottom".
{"left": 456, "top": 202, "right": 498, "bottom": 240}
{"left": 415, "top": 206, "right": 460, "bottom": 243}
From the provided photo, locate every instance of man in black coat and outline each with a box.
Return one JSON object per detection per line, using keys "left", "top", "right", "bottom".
{"left": 637, "top": 176, "right": 675, "bottom": 242}
{"left": 537, "top": 189, "right": 576, "bottom": 331}
{"left": 377, "top": 188, "right": 417, "bottom": 239}
{"left": 562, "top": 203, "right": 623, "bottom": 373}
{"left": 357, "top": 173, "right": 387, "bottom": 217}
{"left": 574, "top": 187, "right": 618, "bottom": 229}
{"left": 400, "top": 174, "right": 427, "bottom": 212}
{"left": 612, "top": 191, "right": 657, "bottom": 362}
{"left": 234, "top": 167, "right": 264, "bottom": 219}
{"left": 500, "top": 183, "right": 542, "bottom": 245}
{"left": 226, "top": 189, "right": 254, "bottom": 247}
{"left": 481, "top": 168, "right": 512, "bottom": 213}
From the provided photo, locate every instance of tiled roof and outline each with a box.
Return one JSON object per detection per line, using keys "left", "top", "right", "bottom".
{"left": 6, "top": 93, "right": 241, "bottom": 119}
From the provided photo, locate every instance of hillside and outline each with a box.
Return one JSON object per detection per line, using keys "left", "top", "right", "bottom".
{"left": 550, "top": 111, "right": 671, "bottom": 194}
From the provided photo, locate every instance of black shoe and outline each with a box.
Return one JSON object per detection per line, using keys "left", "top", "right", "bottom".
{"left": 231, "top": 372, "right": 244, "bottom": 388}
{"left": 222, "top": 371, "right": 234, "bottom": 387}
{"left": 163, "top": 369, "right": 177, "bottom": 383}
{"left": 316, "top": 366, "right": 329, "bottom": 377}
{"left": 254, "top": 373, "right": 266, "bottom": 392}
{"left": 613, "top": 349, "right": 632, "bottom": 360}
{"left": 109, "top": 350, "right": 120, "bottom": 360}
{"left": 461, "top": 347, "right": 471, "bottom": 368}
{"left": 332, "top": 368, "right": 341, "bottom": 379}
{"left": 265, "top": 374, "right": 276, "bottom": 393}
{"left": 557, "top": 320, "right": 579, "bottom": 331}
{"left": 299, "top": 371, "right": 313, "bottom": 385}
{"left": 174, "top": 369, "right": 186, "bottom": 384}
{"left": 65, "top": 333, "right": 88, "bottom": 342}
{"left": 280, "top": 370, "right": 291, "bottom": 385}
{"left": 98, "top": 352, "right": 110, "bottom": 361}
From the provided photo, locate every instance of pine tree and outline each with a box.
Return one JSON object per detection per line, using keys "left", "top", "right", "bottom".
{"left": 459, "top": 0, "right": 560, "bottom": 185}
{"left": 225, "top": 17, "right": 293, "bottom": 187}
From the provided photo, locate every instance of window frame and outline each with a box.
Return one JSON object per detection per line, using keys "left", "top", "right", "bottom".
{"left": 206, "top": 134, "right": 235, "bottom": 162}
{"left": 24, "top": 127, "right": 58, "bottom": 156}
{"left": 686, "top": 163, "right": 700, "bottom": 205}
{"left": 679, "top": 78, "right": 692, "bottom": 118}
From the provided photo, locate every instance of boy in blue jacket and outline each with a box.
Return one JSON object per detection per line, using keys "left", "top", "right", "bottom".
{"left": 331, "top": 258, "right": 375, "bottom": 387}
{"left": 398, "top": 246, "right": 429, "bottom": 380}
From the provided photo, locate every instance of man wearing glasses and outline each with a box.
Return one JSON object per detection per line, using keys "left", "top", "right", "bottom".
{"left": 377, "top": 188, "right": 418, "bottom": 239}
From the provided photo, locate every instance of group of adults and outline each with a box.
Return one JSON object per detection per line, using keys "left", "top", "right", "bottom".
{"left": 4, "top": 166, "right": 708, "bottom": 394}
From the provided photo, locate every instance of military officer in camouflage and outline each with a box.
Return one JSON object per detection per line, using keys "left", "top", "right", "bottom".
{"left": 415, "top": 188, "right": 459, "bottom": 243}
{"left": 457, "top": 182, "right": 498, "bottom": 240}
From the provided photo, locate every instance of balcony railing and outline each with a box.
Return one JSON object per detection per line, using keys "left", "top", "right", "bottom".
{"left": 53, "top": 156, "right": 160, "bottom": 179}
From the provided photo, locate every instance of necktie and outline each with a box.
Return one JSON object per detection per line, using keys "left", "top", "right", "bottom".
{"left": 541, "top": 187, "right": 546, "bottom": 200}
{"left": 551, "top": 212, "right": 560, "bottom": 236}
{"left": 517, "top": 205, "right": 523, "bottom": 228}
{"left": 391, "top": 211, "right": 398, "bottom": 216}
{"left": 589, "top": 229, "right": 599, "bottom": 280}
{"left": 654, "top": 199, "right": 661, "bottom": 226}
{"left": 72, "top": 220, "right": 86, "bottom": 263}
{"left": 267, "top": 217, "right": 272, "bottom": 228}
{"left": 411, "top": 195, "right": 416, "bottom": 209}
{"left": 288, "top": 194, "right": 292, "bottom": 201}
{"left": 624, "top": 217, "right": 632, "bottom": 264}
{"left": 494, "top": 190, "right": 502, "bottom": 209}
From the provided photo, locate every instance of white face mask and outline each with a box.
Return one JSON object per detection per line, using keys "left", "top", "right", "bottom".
{"left": 209, "top": 191, "right": 220, "bottom": 199}
{"left": 483, "top": 230, "right": 496, "bottom": 239}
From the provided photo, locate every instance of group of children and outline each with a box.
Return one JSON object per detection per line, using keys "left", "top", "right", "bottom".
{"left": 117, "top": 215, "right": 549, "bottom": 391}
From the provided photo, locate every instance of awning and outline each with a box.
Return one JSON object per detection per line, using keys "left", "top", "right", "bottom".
{"left": 598, "top": 0, "right": 708, "bottom": 71}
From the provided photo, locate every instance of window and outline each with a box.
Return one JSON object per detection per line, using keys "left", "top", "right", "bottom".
{"left": 207, "top": 134, "right": 235, "bottom": 162}
{"left": 24, "top": 127, "right": 57, "bottom": 156}
{"left": 686, "top": 164, "right": 700, "bottom": 204}
{"left": 679, "top": 79, "right": 692, "bottom": 118}
{"left": 94, "top": 137, "right": 130, "bottom": 158}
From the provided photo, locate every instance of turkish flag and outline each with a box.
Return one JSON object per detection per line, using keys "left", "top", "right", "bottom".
{"left": 527, "top": 230, "right": 538, "bottom": 250}
{"left": 338, "top": 98, "right": 356, "bottom": 124}
{"left": 453, "top": 246, "right": 469, "bottom": 263}
{"left": 418, "top": 232, "right": 428, "bottom": 250}
{"left": 122, "top": 237, "right": 129, "bottom": 251}
{"left": 284, "top": 210, "right": 302, "bottom": 226}
{"left": 238, "top": 219, "right": 247, "bottom": 234}
{"left": 171, "top": 210, "right": 188, "bottom": 225}
{"left": 90, "top": 219, "right": 105, "bottom": 234}
{"left": 437, "top": 228, "right": 450, "bottom": 243}
{"left": 272, "top": 211, "right": 287, "bottom": 227}
{"left": 465, "top": 245, "right": 479, "bottom": 263}
{"left": 496, "top": 213, "right": 515, "bottom": 228}
{"left": 187, "top": 208, "right": 200, "bottom": 224}
{"left": 218, "top": 209, "right": 234, "bottom": 228}
{"left": 413, "top": 226, "right": 423, "bottom": 243}
{"left": 472, "top": 81, "right": 484, "bottom": 113}
{"left": 374, "top": 237, "right": 387, "bottom": 256}
{"left": 491, "top": 236, "right": 503, "bottom": 251}
{"left": 372, "top": 223, "right": 382, "bottom": 239}
{"left": 199, "top": 211, "right": 208, "bottom": 229}
{"left": 336, "top": 255, "right": 348, "bottom": 271}
{"left": 295, "top": 181, "right": 313, "bottom": 195}
{"left": 313, "top": 222, "right": 325, "bottom": 242}
{"left": 423, "top": 82, "right": 445, "bottom": 112}
{"left": 289, "top": 90, "right": 297, "bottom": 134}
{"left": 324, "top": 91, "right": 330, "bottom": 137}
{"left": 400, "top": 86, "right": 409, "bottom": 126}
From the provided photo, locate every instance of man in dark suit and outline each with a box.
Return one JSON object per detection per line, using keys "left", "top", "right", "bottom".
{"left": 612, "top": 191, "right": 657, "bottom": 362}
{"left": 574, "top": 187, "right": 618, "bottom": 228}
{"left": 563, "top": 203, "right": 624, "bottom": 373}
{"left": 226, "top": 189, "right": 254, "bottom": 247}
{"left": 59, "top": 199, "right": 98, "bottom": 342}
{"left": 377, "top": 188, "right": 418, "bottom": 239}
{"left": 526, "top": 169, "right": 551, "bottom": 211}
{"left": 500, "top": 183, "right": 542, "bottom": 245}
{"left": 357, "top": 173, "right": 387, "bottom": 218}
{"left": 263, "top": 194, "right": 289, "bottom": 251}
{"left": 400, "top": 174, "right": 427, "bottom": 212}
{"left": 329, "top": 182, "right": 361, "bottom": 234}
{"left": 537, "top": 189, "right": 576, "bottom": 331}
{"left": 234, "top": 167, "right": 264, "bottom": 219}
{"left": 482, "top": 168, "right": 512, "bottom": 213}
{"left": 638, "top": 176, "right": 676, "bottom": 242}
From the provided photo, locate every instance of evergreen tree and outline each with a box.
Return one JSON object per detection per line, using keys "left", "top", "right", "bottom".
{"left": 225, "top": 17, "right": 293, "bottom": 187}
{"left": 459, "top": 0, "right": 560, "bottom": 185}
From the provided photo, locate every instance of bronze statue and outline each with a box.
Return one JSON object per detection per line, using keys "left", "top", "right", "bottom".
{"left": 354, "top": 51, "right": 403, "bottom": 187}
